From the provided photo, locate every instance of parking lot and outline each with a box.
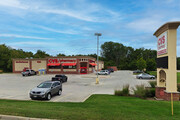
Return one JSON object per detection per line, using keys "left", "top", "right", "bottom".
{"left": 0, "top": 71, "right": 154, "bottom": 102}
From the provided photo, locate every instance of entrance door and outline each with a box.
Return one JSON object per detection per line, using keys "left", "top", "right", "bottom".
{"left": 80, "top": 67, "right": 87, "bottom": 74}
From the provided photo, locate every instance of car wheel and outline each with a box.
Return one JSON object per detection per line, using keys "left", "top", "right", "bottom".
{"left": 34, "top": 72, "right": 36, "bottom": 75}
{"left": 139, "top": 77, "right": 143, "bottom": 79}
{"left": 46, "top": 93, "right": 51, "bottom": 100}
{"left": 28, "top": 73, "right": 31, "bottom": 76}
{"left": 151, "top": 77, "right": 155, "bottom": 79}
{"left": 22, "top": 74, "right": 25, "bottom": 77}
{"left": 65, "top": 78, "right": 67, "bottom": 82}
{"left": 57, "top": 89, "right": 62, "bottom": 95}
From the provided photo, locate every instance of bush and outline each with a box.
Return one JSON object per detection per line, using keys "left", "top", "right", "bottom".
{"left": 115, "top": 85, "right": 129, "bottom": 96}
{"left": 177, "top": 84, "right": 180, "bottom": 92}
{"left": 133, "top": 85, "right": 155, "bottom": 99}
{"left": 133, "top": 85, "right": 147, "bottom": 98}
{"left": 145, "top": 88, "right": 155, "bottom": 97}
{"left": 149, "top": 81, "right": 156, "bottom": 88}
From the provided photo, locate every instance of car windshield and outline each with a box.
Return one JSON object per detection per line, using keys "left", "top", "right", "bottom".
{"left": 26, "top": 70, "right": 29, "bottom": 72}
{"left": 37, "top": 83, "right": 52, "bottom": 88}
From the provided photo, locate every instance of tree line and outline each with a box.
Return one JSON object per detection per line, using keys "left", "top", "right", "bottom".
{"left": 0, "top": 43, "right": 180, "bottom": 72}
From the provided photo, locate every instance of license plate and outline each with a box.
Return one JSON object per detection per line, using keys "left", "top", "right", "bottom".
{"left": 34, "top": 96, "right": 37, "bottom": 97}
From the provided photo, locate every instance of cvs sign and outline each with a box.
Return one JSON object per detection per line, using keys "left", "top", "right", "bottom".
{"left": 157, "top": 31, "right": 167, "bottom": 56}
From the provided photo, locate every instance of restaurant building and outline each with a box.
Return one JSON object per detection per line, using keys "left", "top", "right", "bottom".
{"left": 12, "top": 56, "right": 104, "bottom": 74}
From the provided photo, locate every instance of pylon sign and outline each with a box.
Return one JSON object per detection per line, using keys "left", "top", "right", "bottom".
{"left": 154, "top": 22, "right": 180, "bottom": 101}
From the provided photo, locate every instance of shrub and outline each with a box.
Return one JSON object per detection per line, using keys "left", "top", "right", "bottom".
{"left": 133, "top": 85, "right": 147, "bottom": 98}
{"left": 115, "top": 85, "right": 129, "bottom": 96}
{"left": 177, "top": 84, "right": 180, "bottom": 92}
{"left": 149, "top": 81, "right": 156, "bottom": 88}
{"left": 133, "top": 85, "right": 155, "bottom": 99}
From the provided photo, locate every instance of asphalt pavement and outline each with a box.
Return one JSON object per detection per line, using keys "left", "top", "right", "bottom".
{"left": 0, "top": 71, "right": 153, "bottom": 102}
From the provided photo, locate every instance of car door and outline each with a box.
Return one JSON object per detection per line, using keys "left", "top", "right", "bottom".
{"left": 51, "top": 83, "right": 57, "bottom": 95}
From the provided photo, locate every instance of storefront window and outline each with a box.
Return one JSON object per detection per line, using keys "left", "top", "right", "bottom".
{"left": 49, "top": 66, "right": 61, "bottom": 69}
{"left": 63, "top": 66, "right": 76, "bottom": 69}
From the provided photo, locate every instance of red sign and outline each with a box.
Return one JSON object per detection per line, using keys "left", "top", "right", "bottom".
{"left": 37, "top": 61, "right": 41, "bottom": 63}
{"left": 16, "top": 61, "right": 28, "bottom": 63}
{"left": 48, "top": 58, "right": 76, "bottom": 63}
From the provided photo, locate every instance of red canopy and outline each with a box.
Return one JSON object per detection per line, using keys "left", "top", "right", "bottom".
{"left": 62, "top": 63, "right": 77, "bottom": 66}
{"left": 47, "top": 63, "right": 61, "bottom": 66}
{"left": 89, "top": 63, "right": 97, "bottom": 66}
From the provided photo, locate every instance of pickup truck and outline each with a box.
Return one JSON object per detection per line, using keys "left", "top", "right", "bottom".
{"left": 52, "top": 74, "right": 68, "bottom": 83}
{"left": 22, "top": 69, "right": 36, "bottom": 76}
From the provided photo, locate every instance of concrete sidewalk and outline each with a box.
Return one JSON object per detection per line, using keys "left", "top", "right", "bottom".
{"left": 0, "top": 114, "right": 52, "bottom": 120}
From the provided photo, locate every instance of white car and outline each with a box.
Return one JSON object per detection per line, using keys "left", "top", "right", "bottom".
{"left": 97, "top": 70, "right": 109, "bottom": 75}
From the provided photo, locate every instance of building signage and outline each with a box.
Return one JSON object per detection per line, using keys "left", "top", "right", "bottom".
{"left": 157, "top": 31, "right": 167, "bottom": 56}
{"left": 48, "top": 58, "right": 76, "bottom": 63}
{"left": 16, "top": 61, "right": 28, "bottom": 63}
{"left": 37, "top": 61, "right": 41, "bottom": 63}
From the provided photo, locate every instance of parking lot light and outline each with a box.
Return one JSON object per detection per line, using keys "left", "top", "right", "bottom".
{"left": 95, "top": 33, "right": 102, "bottom": 84}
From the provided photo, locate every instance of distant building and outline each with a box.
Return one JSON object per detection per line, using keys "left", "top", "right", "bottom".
{"left": 12, "top": 56, "right": 104, "bottom": 74}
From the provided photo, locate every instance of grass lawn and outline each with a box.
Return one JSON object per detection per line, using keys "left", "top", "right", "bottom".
{"left": 0, "top": 95, "right": 180, "bottom": 120}
{"left": 148, "top": 71, "right": 180, "bottom": 83}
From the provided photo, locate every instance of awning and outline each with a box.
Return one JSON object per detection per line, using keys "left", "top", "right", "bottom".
{"left": 47, "top": 63, "right": 61, "bottom": 66}
{"left": 62, "top": 63, "right": 77, "bottom": 66}
{"left": 89, "top": 63, "right": 97, "bottom": 66}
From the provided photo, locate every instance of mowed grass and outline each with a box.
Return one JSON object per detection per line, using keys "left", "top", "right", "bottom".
{"left": 0, "top": 95, "right": 180, "bottom": 120}
{"left": 149, "top": 71, "right": 180, "bottom": 83}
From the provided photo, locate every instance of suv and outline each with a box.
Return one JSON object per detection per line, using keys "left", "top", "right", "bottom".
{"left": 22, "top": 69, "right": 36, "bottom": 76}
{"left": 52, "top": 74, "right": 68, "bottom": 83}
{"left": 29, "top": 81, "right": 62, "bottom": 100}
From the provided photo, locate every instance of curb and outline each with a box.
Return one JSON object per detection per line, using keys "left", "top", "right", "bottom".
{"left": 0, "top": 114, "right": 53, "bottom": 120}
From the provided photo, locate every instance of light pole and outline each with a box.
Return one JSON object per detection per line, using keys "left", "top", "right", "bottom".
{"left": 95, "top": 33, "right": 102, "bottom": 84}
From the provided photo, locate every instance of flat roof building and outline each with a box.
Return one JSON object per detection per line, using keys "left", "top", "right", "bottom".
{"left": 12, "top": 56, "right": 104, "bottom": 74}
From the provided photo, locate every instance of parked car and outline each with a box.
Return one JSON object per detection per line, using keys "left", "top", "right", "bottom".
{"left": 107, "top": 68, "right": 114, "bottom": 73}
{"left": 29, "top": 81, "right": 62, "bottom": 100}
{"left": 22, "top": 69, "right": 36, "bottom": 76}
{"left": 97, "top": 70, "right": 110, "bottom": 75}
{"left": 52, "top": 74, "right": 68, "bottom": 83}
{"left": 133, "top": 70, "right": 143, "bottom": 74}
{"left": 136, "top": 73, "right": 155, "bottom": 79}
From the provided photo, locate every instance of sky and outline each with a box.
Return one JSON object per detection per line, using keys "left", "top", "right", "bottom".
{"left": 0, "top": 0, "right": 180, "bottom": 56}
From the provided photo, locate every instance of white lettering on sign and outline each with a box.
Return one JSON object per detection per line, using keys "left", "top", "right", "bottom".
{"left": 157, "top": 31, "right": 167, "bottom": 56}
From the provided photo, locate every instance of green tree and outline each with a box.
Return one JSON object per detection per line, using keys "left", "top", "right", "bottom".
{"left": 136, "top": 57, "right": 147, "bottom": 71}
{"left": 56, "top": 53, "right": 66, "bottom": 57}
{"left": 34, "top": 50, "right": 50, "bottom": 58}
{"left": 0, "top": 44, "right": 11, "bottom": 72}
{"left": 146, "top": 58, "right": 156, "bottom": 71}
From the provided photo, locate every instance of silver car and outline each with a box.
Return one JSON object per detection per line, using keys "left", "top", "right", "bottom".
{"left": 29, "top": 81, "right": 62, "bottom": 100}
{"left": 97, "top": 70, "right": 110, "bottom": 75}
{"left": 136, "top": 73, "right": 155, "bottom": 79}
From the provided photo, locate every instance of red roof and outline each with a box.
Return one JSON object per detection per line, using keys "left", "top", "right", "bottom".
{"left": 62, "top": 63, "right": 77, "bottom": 66}
{"left": 47, "top": 63, "right": 61, "bottom": 66}
{"left": 89, "top": 63, "right": 97, "bottom": 66}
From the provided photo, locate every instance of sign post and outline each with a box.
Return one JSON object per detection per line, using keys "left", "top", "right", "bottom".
{"left": 154, "top": 22, "right": 180, "bottom": 101}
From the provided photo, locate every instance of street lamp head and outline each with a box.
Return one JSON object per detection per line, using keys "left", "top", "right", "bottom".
{"left": 95, "top": 33, "right": 102, "bottom": 36}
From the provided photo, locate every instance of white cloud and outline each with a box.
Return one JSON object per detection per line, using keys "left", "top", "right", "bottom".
{"left": 0, "top": 34, "right": 51, "bottom": 40}
{"left": 0, "top": 0, "right": 120, "bottom": 23}
{"left": 0, "top": 0, "right": 28, "bottom": 9}
{"left": 37, "top": 26, "right": 79, "bottom": 35}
